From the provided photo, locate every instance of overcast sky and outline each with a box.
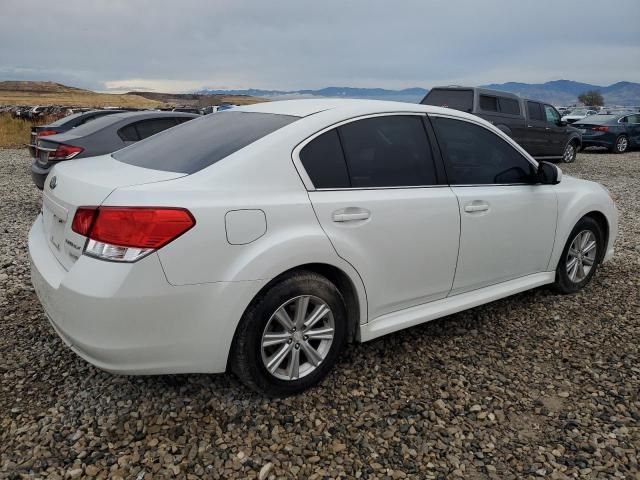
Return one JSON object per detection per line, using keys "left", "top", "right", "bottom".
{"left": 2, "top": 0, "right": 639, "bottom": 93}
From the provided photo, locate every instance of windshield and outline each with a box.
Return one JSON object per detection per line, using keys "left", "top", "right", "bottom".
{"left": 113, "top": 111, "right": 298, "bottom": 174}
{"left": 47, "top": 111, "right": 86, "bottom": 127}
{"left": 574, "top": 114, "right": 617, "bottom": 125}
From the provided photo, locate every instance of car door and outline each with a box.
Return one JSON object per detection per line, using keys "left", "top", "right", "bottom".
{"left": 543, "top": 104, "right": 567, "bottom": 156}
{"left": 626, "top": 114, "right": 640, "bottom": 145}
{"left": 430, "top": 115, "right": 558, "bottom": 295}
{"left": 523, "top": 101, "right": 551, "bottom": 156}
{"left": 297, "top": 114, "right": 461, "bottom": 320}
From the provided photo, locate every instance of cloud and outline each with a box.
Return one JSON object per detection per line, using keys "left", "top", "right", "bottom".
{"left": 1, "top": 0, "right": 638, "bottom": 92}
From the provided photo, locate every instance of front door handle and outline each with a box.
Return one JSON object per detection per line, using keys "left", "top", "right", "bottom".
{"left": 332, "top": 207, "right": 370, "bottom": 222}
{"left": 464, "top": 201, "right": 490, "bottom": 213}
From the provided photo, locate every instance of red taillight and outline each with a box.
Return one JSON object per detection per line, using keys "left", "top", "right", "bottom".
{"left": 71, "top": 207, "right": 98, "bottom": 236}
{"left": 49, "top": 144, "right": 84, "bottom": 160}
{"left": 72, "top": 207, "right": 195, "bottom": 248}
{"left": 37, "top": 129, "right": 58, "bottom": 137}
{"left": 591, "top": 126, "right": 609, "bottom": 132}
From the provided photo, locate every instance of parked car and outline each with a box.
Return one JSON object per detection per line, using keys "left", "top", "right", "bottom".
{"left": 421, "top": 87, "right": 582, "bottom": 163}
{"left": 561, "top": 108, "right": 599, "bottom": 124}
{"left": 31, "top": 111, "right": 198, "bottom": 189}
{"left": 171, "top": 107, "right": 202, "bottom": 115}
{"left": 29, "top": 99, "right": 617, "bottom": 396}
{"left": 573, "top": 113, "right": 640, "bottom": 153}
{"left": 28, "top": 109, "right": 128, "bottom": 158}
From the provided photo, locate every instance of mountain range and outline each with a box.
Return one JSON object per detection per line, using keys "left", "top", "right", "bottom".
{"left": 196, "top": 80, "right": 640, "bottom": 106}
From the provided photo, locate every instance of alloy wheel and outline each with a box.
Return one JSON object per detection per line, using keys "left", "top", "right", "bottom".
{"left": 260, "top": 295, "right": 335, "bottom": 381}
{"left": 566, "top": 230, "right": 597, "bottom": 283}
{"left": 616, "top": 136, "right": 628, "bottom": 153}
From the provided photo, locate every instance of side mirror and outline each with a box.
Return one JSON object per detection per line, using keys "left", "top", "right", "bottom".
{"left": 537, "top": 161, "right": 562, "bottom": 185}
{"left": 557, "top": 120, "right": 568, "bottom": 127}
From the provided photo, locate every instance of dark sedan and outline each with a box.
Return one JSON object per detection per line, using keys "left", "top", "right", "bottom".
{"left": 574, "top": 113, "right": 640, "bottom": 153}
{"left": 28, "top": 109, "right": 128, "bottom": 158}
{"left": 31, "top": 111, "right": 198, "bottom": 189}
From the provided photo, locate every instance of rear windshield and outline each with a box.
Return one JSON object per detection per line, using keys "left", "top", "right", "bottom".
{"left": 47, "top": 111, "right": 86, "bottom": 127}
{"left": 113, "top": 111, "right": 298, "bottom": 174}
{"left": 422, "top": 89, "right": 473, "bottom": 112}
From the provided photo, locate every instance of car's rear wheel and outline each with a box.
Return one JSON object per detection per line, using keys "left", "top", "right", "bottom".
{"left": 611, "top": 135, "right": 629, "bottom": 154}
{"left": 230, "top": 271, "right": 347, "bottom": 396}
{"left": 554, "top": 217, "right": 603, "bottom": 294}
{"left": 562, "top": 141, "right": 577, "bottom": 163}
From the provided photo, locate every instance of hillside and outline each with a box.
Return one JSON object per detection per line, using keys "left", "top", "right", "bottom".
{"left": 198, "top": 80, "right": 640, "bottom": 105}
{"left": 0, "top": 81, "right": 165, "bottom": 108}
{"left": 126, "top": 91, "right": 266, "bottom": 107}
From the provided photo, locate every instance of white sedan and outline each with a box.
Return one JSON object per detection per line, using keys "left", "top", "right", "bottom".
{"left": 29, "top": 99, "right": 617, "bottom": 396}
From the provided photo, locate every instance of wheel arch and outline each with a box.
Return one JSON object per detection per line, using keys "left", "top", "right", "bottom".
{"left": 583, "top": 210, "right": 609, "bottom": 263}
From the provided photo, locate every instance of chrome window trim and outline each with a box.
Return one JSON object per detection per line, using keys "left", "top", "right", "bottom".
{"left": 291, "top": 111, "right": 436, "bottom": 192}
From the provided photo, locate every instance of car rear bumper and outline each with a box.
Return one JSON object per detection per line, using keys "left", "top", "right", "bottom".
{"left": 581, "top": 138, "right": 614, "bottom": 149}
{"left": 28, "top": 215, "right": 265, "bottom": 375}
{"left": 31, "top": 160, "right": 51, "bottom": 190}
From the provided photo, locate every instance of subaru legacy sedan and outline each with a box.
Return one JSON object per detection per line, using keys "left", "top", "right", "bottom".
{"left": 29, "top": 99, "right": 617, "bottom": 396}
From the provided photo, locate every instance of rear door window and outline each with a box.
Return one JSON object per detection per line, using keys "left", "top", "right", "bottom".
{"left": 527, "top": 101, "right": 544, "bottom": 121}
{"left": 422, "top": 89, "right": 474, "bottom": 112}
{"left": 479, "top": 95, "right": 498, "bottom": 112}
{"left": 338, "top": 115, "right": 437, "bottom": 188}
{"left": 118, "top": 124, "right": 139, "bottom": 142}
{"left": 498, "top": 97, "right": 520, "bottom": 115}
{"left": 134, "top": 118, "right": 180, "bottom": 139}
{"left": 113, "top": 111, "right": 298, "bottom": 174}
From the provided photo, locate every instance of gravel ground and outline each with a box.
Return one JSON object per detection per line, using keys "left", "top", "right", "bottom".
{"left": 0, "top": 147, "right": 638, "bottom": 479}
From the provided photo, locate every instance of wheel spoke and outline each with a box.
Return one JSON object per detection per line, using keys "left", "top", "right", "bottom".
{"left": 582, "top": 256, "right": 594, "bottom": 266}
{"left": 305, "top": 326, "right": 334, "bottom": 340}
{"left": 301, "top": 341, "right": 323, "bottom": 367}
{"left": 568, "top": 247, "right": 580, "bottom": 258}
{"left": 583, "top": 240, "right": 596, "bottom": 255}
{"left": 262, "top": 332, "right": 291, "bottom": 348}
{"left": 274, "top": 308, "right": 294, "bottom": 331}
{"left": 294, "top": 296, "right": 310, "bottom": 328}
{"left": 303, "top": 304, "right": 329, "bottom": 331}
{"left": 566, "top": 257, "right": 578, "bottom": 273}
{"left": 568, "top": 259, "right": 579, "bottom": 281}
{"left": 287, "top": 347, "right": 300, "bottom": 379}
{"left": 266, "top": 343, "right": 292, "bottom": 373}
{"left": 580, "top": 232, "right": 590, "bottom": 250}
{"left": 577, "top": 261, "right": 586, "bottom": 281}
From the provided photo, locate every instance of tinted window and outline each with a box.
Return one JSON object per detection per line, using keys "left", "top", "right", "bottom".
{"left": 627, "top": 115, "right": 640, "bottom": 124}
{"left": 134, "top": 118, "right": 179, "bottom": 139}
{"left": 544, "top": 105, "right": 560, "bottom": 123}
{"left": 527, "top": 101, "right": 544, "bottom": 121}
{"left": 118, "top": 124, "right": 139, "bottom": 142}
{"left": 338, "top": 116, "right": 436, "bottom": 188}
{"left": 432, "top": 117, "right": 536, "bottom": 185}
{"left": 499, "top": 97, "right": 520, "bottom": 115}
{"left": 113, "top": 112, "right": 298, "bottom": 174}
{"left": 422, "top": 89, "right": 473, "bottom": 112}
{"left": 479, "top": 95, "right": 498, "bottom": 112}
{"left": 300, "top": 130, "right": 350, "bottom": 188}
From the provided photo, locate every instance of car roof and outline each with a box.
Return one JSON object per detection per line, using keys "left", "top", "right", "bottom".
{"left": 235, "top": 98, "right": 478, "bottom": 120}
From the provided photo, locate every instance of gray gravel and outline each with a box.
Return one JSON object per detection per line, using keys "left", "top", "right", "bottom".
{"left": 1, "top": 147, "right": 639, "bottom": 479}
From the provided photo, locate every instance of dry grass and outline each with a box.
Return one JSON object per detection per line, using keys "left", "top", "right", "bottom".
{"left": 0, "top": 91, "right": 165, "bottom": 109}
{"left": 0, "top": 113, "right": 38, "bottom": 147}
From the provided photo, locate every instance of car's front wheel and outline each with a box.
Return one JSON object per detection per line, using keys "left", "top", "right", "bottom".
{"left": 554, "top": 217, "right": 603, "bottom": 294}
{"left": 230, "top": 271, "right": 347, "bottom": 396}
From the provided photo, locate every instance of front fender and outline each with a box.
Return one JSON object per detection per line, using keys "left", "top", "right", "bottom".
{"left": 547, "top": 177, "right": 617, "bottom": 271}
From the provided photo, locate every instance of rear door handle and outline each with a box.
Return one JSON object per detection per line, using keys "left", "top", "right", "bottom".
{"left": 332, "top": 208, "right": 370, "bottom": 222}
{"left": 464, "top": 201, "right": 490, "bottom": 213}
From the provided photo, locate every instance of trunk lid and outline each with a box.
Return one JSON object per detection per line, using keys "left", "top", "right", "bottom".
{"left": 41, "top": 154, "right": 187, "bottom": 270}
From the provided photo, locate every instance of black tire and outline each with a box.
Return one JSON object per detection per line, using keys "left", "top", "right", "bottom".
{"left": 230, "top": 271, "right": 347, "bottom": 397}
{"left": 611, "top": 135, "right": 629, "bottom": 154}
{"left": 561, "top": 141, "right": 577, "bottom": 163}
{"left": 554, "top": 217, "right": 603, "bottom": 294}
